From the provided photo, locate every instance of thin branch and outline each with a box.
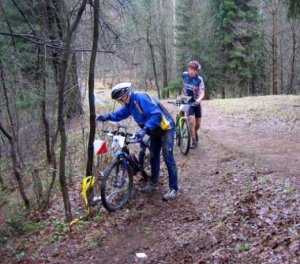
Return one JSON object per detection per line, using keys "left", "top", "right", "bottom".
{"left": 0, "top": 122, "right": 12, "bottom": 141}
{"left": 10, "top": 0, "right": 36, "bottom": 35}
{"left": 0, "top": 32, "right": 115, "bottom": 53}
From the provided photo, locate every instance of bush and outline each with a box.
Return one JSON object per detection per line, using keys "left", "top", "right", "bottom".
{"left": 161, "top": 80, "right": 182, "bottom": 98}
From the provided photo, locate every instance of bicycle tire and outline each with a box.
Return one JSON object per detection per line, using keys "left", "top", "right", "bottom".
{"left": 176, "top": 115, "right": 181, "bottom": 147}
{"left": 101, "top": 158, "right": 133, "bottom": 212}
{"left": 179, "top": 118, "right": 191, "bottom": 155}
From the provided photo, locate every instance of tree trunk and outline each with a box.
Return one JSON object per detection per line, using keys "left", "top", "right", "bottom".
{"left": 147, "top": 28, "right": 160, "bottom": 98}
{"left": 0, "top": 62, "right": 30, "bottom": 208}
{"left": 288, "top": 22, "right": 296, "bottom": 94}
{"left": 56, "top": 0, "right": 88, "bottom": 222}
{"left": 86, "top": 0, "right": 100, "bottom": 176}
{"left": 271, "top": 2, "right": 279, "bottom": 95}
{"left": 0, "top": 142, "right": 5, "bottom": 190}
{"left": 40, "top": 0, "right": 83, "bottom": 119}
{"left": 65, "top": 54, "right": 83, "bottom": 118}
{"left": 159, "top": 0, "right": 168, "bottom": 93}
{"left": 221, "top": 86, "right": 226, "bottom": 99}
{"left": 38, "top": 3, "right": 59, "bottom": 210}
{"left": 0, "top": 122, "right": 30, "bottom": 208}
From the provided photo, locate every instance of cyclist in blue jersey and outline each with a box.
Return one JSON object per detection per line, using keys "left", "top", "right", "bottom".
{"left": 96, "top": 83, "right": 178, "bottom": 201}
{"left": 182, "top": 61, "right": 205, "bottom": 148}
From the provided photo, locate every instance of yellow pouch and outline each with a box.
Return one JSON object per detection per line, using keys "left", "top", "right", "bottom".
{"left": 81, "top": 176, "right": 95, "bottom": 209}
{"left": 160, "top": 115, "right": 170, "bottom": 131}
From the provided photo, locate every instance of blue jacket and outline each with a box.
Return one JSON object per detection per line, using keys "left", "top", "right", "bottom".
{"left": 182, "top": 72, "right": 205, "bottom": 100}
{"left": 107, "top": 92, "right": 174, "bottom": 133}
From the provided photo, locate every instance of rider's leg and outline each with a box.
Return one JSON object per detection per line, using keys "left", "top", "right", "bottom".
{"left": 194, "top": 104, "right": 202, "bottom": 142}
{"left": 138, "top": 143, "right": 147, "bottom": 181}
{"left": 195, "top": 118, "right": 201, "bottom": 131}
{"left": 149, "top": 136, "right": 162, "bottom": 185}
{"left": 162, "top": 129, "right": 178, "bottom": 192}
{"left": 188, "top": 105, "right": 197, "bottom": 144}
{"left": 138, "top": 144, "right": 146, "bottom": 167}
{"left": 188, "top": 115, "right": 196, "bottom": 142}
{"left": 195, "top": 118, "right": 201, "bottom": 142}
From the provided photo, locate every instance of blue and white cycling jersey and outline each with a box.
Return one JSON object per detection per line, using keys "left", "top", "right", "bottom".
{"left": 182, "top": 72, "right": 205, "bottom": 100}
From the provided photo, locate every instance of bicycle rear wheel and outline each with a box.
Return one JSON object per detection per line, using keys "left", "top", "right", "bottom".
{"left": 175, "top": 115, "right": 182, "bottom": 147}
{"left": 101, "top": 158, "right": 133, "bottom": 212}
{"left": 179, "top": 118, "right": 191, "bottom": 155}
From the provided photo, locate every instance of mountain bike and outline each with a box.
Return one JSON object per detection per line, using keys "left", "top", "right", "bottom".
{"left": 168, "top": 98, "right": 198, "bottom": 155}
{"left": 89, "top": 124, "right": 151, "bottom": 212}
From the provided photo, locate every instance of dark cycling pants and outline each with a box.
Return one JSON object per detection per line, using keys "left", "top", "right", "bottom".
{"left": 188, "top": 103, "right": 202, "bottom": 118}
{"left": 149, "top": 128, "right": 178, "bottom": 191}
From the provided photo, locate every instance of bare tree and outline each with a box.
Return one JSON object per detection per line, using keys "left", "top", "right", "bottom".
{"left": 271, "top": 0, "right": 279, "bottom": 95}
{"left": 288, "top": 21, "right": 297, "bottom": 94}
{"left": 86, "top": 0, "right": 100, "bottom": 176}
{"left": 0, "top": 62, "right": 30, "bottom": 208}
{"left": 56, "top": 0, "right": 88, "bottom": 222}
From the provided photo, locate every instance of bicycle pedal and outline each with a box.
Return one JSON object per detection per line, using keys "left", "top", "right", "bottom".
{"left": 90, "top": 196, "right": 102, "bottom": 207}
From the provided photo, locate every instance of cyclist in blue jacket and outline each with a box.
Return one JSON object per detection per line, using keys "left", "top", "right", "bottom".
{"left": 97, "top": 83, "right": 178, "bottom": 200}
{"left": 182, "top": 60, "right": 205, "bottom": 148}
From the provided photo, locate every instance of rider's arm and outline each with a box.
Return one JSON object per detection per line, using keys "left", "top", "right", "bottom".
{"left": 182, "top": 72, "right": 189, "bottom": 96}
{"left": 196, "top": 89, "right": 205, "bottom": 102}
{"left": 196, "top": 77, "right": 205, "bottom": 103}
{"left": 108, "top": 106, "right": 130, "bottom": 122}
{"left": 137, "top": 94, "right": 162, "bottom": 133}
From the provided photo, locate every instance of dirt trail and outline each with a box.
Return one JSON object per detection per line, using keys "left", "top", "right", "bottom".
{"left": 204, "top": 100, "right": 300, "bottom": 187}
{"left": 73, "top": 98, "right": 299, "bottom": 263}
{"left": 1, "top": 96, "right": 299, "bottom": 264}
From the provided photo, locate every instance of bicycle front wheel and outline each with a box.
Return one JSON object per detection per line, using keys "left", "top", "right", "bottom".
{"left": 179, "top": 118, "right": 191, "bottom": 155}
{"left": 101, "top": 158, "right": 133, "bottom": 212}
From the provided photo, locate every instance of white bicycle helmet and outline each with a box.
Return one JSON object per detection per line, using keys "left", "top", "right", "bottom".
{"left": 111, "top": 82, "right": 132, "bottom": 100}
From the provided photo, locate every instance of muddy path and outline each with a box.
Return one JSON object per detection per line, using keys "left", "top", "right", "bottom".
{"left": 58, "top": 99, "right": 300, "bottom": 263}
{"left": 1, "top": 96, "right": 299, "bottom": 264}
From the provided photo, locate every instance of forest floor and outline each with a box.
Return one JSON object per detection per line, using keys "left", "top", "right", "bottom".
{"left": 0, "top": 95, "right": 300, "bottom": 264}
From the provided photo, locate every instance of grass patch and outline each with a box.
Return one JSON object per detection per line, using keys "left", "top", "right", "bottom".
{"left": 236, "top": 242, "right": 251, "bottom": 252}
{"left": 5, "top": 210, "right": 44, "bottom": 236}
{"left": 87, "top": 236, "right": 104, "bottom": 249}
{"left": 50, "top": 219, "right": 69, "bottom": 243}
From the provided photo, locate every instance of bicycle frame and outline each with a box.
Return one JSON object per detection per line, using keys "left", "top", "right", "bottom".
{"left": 168, "top": 98, "right": 193, "bottom": 155}
{"left": 101, "top": 126, "right": 150, "bottom": 176}
{"left": 176, "top": 111, "right": 187, "bottom": 129}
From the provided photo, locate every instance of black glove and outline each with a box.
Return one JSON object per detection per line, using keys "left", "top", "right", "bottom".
{"left": 135, "top": 129, "right": 146, "bottom": 141}
{"left": 96, "top": 114, "right": 109, "bottom": 122}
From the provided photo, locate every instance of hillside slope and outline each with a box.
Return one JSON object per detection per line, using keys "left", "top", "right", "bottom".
{"left": 1, "top": 95, "right": 299, "bottom": 264}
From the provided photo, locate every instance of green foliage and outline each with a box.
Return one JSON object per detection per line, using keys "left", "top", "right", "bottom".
{"left": 213, "top": 0, "right": 265, "bottom": 96}
{"left": 5, "top": 210, "right": 44, "bottom": 236}
{"left": 236, "top": 242, "right": 250, "bottom": 252}
{"left": 16, "top": 90, "right": 41, "bottom": 110}
{"left": 176, "top": 0, "right": 198, "bottom": 73}
{"left": 50, "top": 219, "right": 69, "bottom": 243}
{"left": 161, "top": 80, "right": 182, "bottom": 98}
{"left": 177, "top": 0, "right": 265, "bottom": 97}
{"left": 288, "top": 0, "right": 300, "bottom": 18}
{"left": 0, "top": 230, "right": 9, "bottom": 245}
{"left": 15, "top": 251, "right": 27, "bottom": 262}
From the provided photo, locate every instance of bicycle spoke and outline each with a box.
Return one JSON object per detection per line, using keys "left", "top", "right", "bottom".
{"left": 101, "top": 159, "right": 132, "bottom": 211}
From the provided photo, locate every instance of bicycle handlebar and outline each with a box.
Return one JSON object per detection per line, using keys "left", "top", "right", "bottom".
{"left": 167, "top": 100, "right": 199, "bottom": 107}
{"left": 101, "top": 129, "right": 149, "bottom": 147}
{"left": 101, "top": 129, "right": 133, "bottom": 138}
